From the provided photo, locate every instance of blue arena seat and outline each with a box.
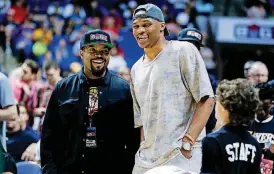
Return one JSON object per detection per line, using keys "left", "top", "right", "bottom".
{"left": 16, "top": 161, "right": 41, "bottom": 174}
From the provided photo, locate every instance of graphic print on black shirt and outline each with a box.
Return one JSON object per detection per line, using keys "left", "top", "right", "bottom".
{"left": 86, "top": 87, "right": 99, "bottom": 148}
{"left": 88, "top": 87, "right": 98, "bottom": 116}
{"left": 250, "top": 116, "right": 274, "bottom": 174}
{"left": 201, "top": 124, "right": 262, "bottom": 174}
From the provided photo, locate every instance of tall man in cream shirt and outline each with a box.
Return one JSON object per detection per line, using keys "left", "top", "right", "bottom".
{"left": 130, "top": 3, "right": 215, "bottom": 174}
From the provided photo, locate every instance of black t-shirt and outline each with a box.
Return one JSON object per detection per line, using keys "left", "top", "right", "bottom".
{"left": 249, "top": 116, "right": 274, "bottom": 173}
{"left": 201, "top": 124, "right": 262, "bottom": 174}
{"left": 250, "top": 116, "right": 274, "bottom": 148}
{"left": 83, "top": 79, "right": 123, "bottom": 173}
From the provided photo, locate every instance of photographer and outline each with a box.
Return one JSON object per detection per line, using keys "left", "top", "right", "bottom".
{"left": 251, "top": 80, "right": 274, "bottom": 173}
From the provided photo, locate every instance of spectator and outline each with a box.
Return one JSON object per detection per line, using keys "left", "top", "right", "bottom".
{"left": 9, "top": 59, "right": 39, "bottom": 104}
{"left": 7, "top": 0, "right": 28, "bottom": 25}
{"left": 250, "top": 80, "right": 274, "bottom": 173}
{"left": 245, "top": 0, "right": 270, "bottom": 17}
{"left": 0, "top": 72, "right": 17, "bottom": 173}
{"left": 102, "top": 16, "right": 119, "bottom": 40}
{"left": 33, "top": 61, "right": 62, "bottom": 119}
{"left": 247, "top": 61, "right": 269, "bottom": 85}
{"left": 14, "top": 18, "right": 36, "bottom": 62}
{"left": 178, "top": 28, "right": 204, "bottom": 50}
{"left": 177, "top": 27, "right": 217, "bottom": 134}
{"left": 247, "top": 4, "right": 267, "bottom": 18}
{"left": 18, "top": 103, "right": 40, "bottom": 162}
{"left": 243, "top": 60, "right": 255, "bottom": 78}
{"left": 6, "top": 104, "right": 40, "bottom": 162}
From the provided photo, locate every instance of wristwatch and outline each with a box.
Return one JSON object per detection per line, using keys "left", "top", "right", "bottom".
{"left": 182, "top": 141, "right": 193, "bottom": 151}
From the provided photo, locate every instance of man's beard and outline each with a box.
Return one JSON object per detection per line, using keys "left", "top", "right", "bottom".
{"left": 89, "top": 58, "right": 107, "bottom": 77}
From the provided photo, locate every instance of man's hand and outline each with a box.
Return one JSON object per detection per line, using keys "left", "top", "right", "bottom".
{"left": 180, "top": 148, "right": 192, "bottom": 159}
{"left": 34, "top": 107, "right": 46, "bottom": 117}
{"left": 180, "top": 137, "right": 192, "bottom": 159}
{"left": 21, "top": 143, "right": 37, "bottom": 161}
{"left": 186, "top": 97, "right": 215, "bottom": 141}
{"left": 0, "top": 105, "right": 17, "bottom": 121}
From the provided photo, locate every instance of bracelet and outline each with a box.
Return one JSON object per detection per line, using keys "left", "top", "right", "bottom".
{"left": 183, "top": 133, "right": 195, "bottom": 145}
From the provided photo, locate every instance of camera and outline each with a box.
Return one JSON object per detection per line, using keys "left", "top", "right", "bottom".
{"left": 256, "top": 80, "right": 274, "bottom": 100}
{"left": 256, "top": 80, "right": 274, "bottom": 115}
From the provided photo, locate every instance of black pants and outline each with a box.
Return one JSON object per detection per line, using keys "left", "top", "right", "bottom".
{"left": 82, "top": 148, "right": 133, "bottom": 174}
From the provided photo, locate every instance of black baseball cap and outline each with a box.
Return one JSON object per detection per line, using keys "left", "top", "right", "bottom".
{"left": 178, "top": 28, "right": 204, "bottom": 47}
{"left": 133, "top": 3, "right": 169, "bottom": 36}
{"left": 80, "top": 29, "right": 114, "bottom": 49}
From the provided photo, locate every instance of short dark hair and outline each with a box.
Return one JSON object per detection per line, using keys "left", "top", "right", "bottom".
{"left": 256, "top": 99, "right": 272, "bottom": 119}
{"left": 15, "top": 103, "right": 25, "bottom": 117}
{"left": 16, "top": 104, "right": 20, "bottom": 116}
{"left": 43, "top": 61, "right": 59, "bottom": 72}
{"left": 24, "top": 59, "right": 39, "bottom": 74}
{"left": 216, "top": 78, "right": 260, "bottom": 125}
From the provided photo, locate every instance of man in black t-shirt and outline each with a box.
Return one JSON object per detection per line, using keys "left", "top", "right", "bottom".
{"left": 250, "top": 81, "right": 274, "bottom": 173}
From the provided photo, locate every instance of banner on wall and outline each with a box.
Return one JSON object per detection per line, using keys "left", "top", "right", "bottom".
{"left": 215, "top": 17, "right": 274, "bottom": 45}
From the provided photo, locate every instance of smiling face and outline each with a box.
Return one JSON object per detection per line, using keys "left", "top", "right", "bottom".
{"left": 132, "top": 18, "right": 165, "bottom": 49}
{"left": 80, "top": 44, "right": 111, "bottom": 77}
